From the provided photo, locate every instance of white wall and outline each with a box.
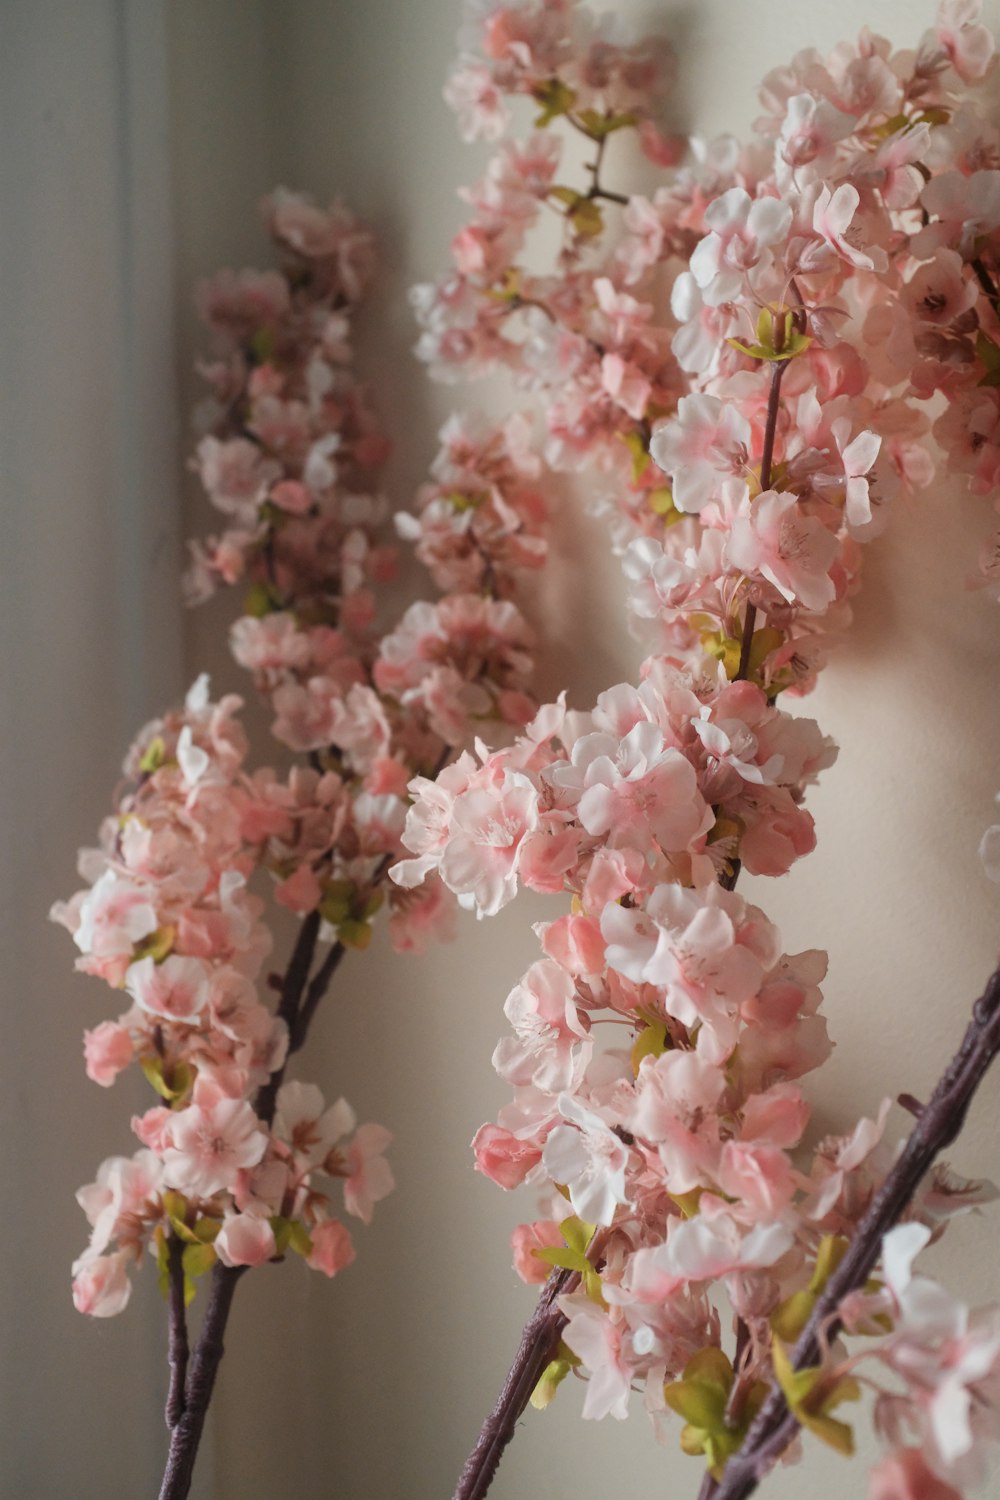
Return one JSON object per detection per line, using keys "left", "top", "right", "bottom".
{"left": 4, "top": 1, "right": 998, "bottom": 1496}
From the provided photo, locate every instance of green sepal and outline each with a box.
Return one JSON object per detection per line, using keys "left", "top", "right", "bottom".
{"left": 141, "top": 1055, "right": 194, "bottom": 1103}
{"left": 727, "top": 307, "right": 811, "bottom": 364}
{"left": 244, "top": 580, "right": 286, "bottom": 618}
{"left": 287, "top": 1220, "right": 314, "bottom": 1257}
{"left": 631, "top": 1019, "right": 669, "bottom": 1075}
{"left": 132, "top": 924, "right": 175, "bottom": 965}
{"left": 532, "top": 78, "right": 576, "bottom": 126}
{"left": 139, "top": 736, "right": 167, "bottom": 774}
{"left": 530, "top": 1342, "right": 581, "bottom": 1410}
{"left": 337, "top": 918, "right": 374, "bottom": 950}
{"left": 619, "top": 429, "right": 651, "bottom": 481}
{"left": 549, "top": 185, "right": 604, "bottom": 236}
{"left": 319, "top": 880, "right": 355, "bottom": 925}
{"left": 192, "top": 1217, "right": 222, "bottom": 1245}
{"left": 270, "top": 1216, "right": 294, "bottom": 1256}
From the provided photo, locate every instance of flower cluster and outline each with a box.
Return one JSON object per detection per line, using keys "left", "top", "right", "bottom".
{"left": 399, "top": 1, "right": 1000, "bottom": 1493}
{"left": 56, "top": 189, "right": 556, "bottom": 1322}
{"left": 53, "top": 680, "right": 391, "bottom": 1315}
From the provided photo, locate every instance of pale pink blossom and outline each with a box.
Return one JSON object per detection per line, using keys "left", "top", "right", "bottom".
{"left": 215, "top": 1214, "right": 277, "bottom": 1268}
{"left": 162, "top": 1094, "right": 267, "bottom": 1198}
{"left": 125, "top": 954, "right": 212, "bottom": 1025}
{"left": 71, "top": 1252, "right": 132, "bottom": 1318}
{"left": 542, "top": 1095, "right": 631, "bottom": 1227}
{"left": 307, "top": 1219, "right": 356, "bottom": 1277}
{"left": 343, "top": 1124, "right": 394, "bottom": 1224}
{"left": 650, "top": 394, "right": 751, "bottom": 513}
{"left": 689, "top": 187, "right": 793, "bottom": 305}
{"left": 727, "top": 488, "right": 840, "bottom": 612}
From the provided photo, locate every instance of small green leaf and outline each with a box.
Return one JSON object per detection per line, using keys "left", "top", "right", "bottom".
{"left": 182, "top": 1242, "right": 217, "bottom": 1281}
{"left": 575, "top": 108, "right": 638, "bottom": 139}
{"left": 532, "top": 78, "right": 576, "bottom": 126}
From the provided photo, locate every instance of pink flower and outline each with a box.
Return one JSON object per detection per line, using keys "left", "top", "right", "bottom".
{"left": 542, "top": 1095, "right": 631, "bottom": 1227}
{"left": 935, "top": 0, "right": 996, "bottom": 82}
{"left": 689, "top": 188, "right": 793, "bottom": 305}
{"left": 125, "top": 954, "right": 212, "bottom": 1025}
{"left": 561, "top": 1301, "right": 632, "bottom": 1420}
{"left": 215, "top": 1214, "right": 277, "bottom": 1268}
{"left": 343, "top": 1124, "right": 394, "bottom": 1224}
{"left": 472, "top": 1123, "right": 542, "bottom": 1190}
{"left": 493, "top": 959, "right": 592, "bottom": 1093}
{"left": 511, "top": 1220, "right": 563, "bottom": 1285}
{"left": 72, "top": 870, "right": 158, "bottom": 959}
{"left": 812, "top": 183, "right": 886, "bottom": 272}
{"left": 438, "top": 770, "right": 540, "bottom": 916}
{"left": 869, "top": 1448, "right": 961, "bottom": 1500}
{"left": 71, "top": 1253, "right": 132, "bottom": 1318}
{"left": 307, "top": 1219, "right": 356, "bottom": 1277}
{"left": 83, "top": 1021, "right": 133, "bottom": 1087}
{"left": 650, "top": 394, "right": 751, "bottom": 513}
{"left": 727, "top": 489, "right": 840, "bottom": 612}
{"left": 162, "top": 1095, "right": 267, "bottom": 1198}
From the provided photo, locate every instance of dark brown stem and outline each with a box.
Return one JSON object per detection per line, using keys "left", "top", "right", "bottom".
{"left": 164, "top": 1236, "right": 189, "bottom": 1431}
{"left": 736, "top": 360, "right": 786, "bottom": 681}
{"left": 453, "top": 1269, "right": 578, "bottom": 1500}
{"left": 972, "top": 255, "right": 1000, "bottom": 314}
{"left": 158, "top": 1265, "right": 247, "bottom": 1500}
{"left": 709, "top": 956, "right": 1000, "bottom": 1500}
{"left": 289, "top": 939, "right": 347, "bottom": 1053}
{"left": 253, "top": 910, "right": 322, "bottom": 1128}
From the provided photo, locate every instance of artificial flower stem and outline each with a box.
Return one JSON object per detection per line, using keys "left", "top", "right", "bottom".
{"left": 736, "top": 360, "right": 787, "bottom": 681}
{"left": 452, "top": 1268, "right": 578, "bottom": 1500}
{"left": 165, "top": 1235, "right": 189, "bottom": 1432}
{"left": 709, "top": 955, "right": 1000, "bottom": 1500}
{"left": 158, "top": 1264, "right": 247, "bottom": 1500}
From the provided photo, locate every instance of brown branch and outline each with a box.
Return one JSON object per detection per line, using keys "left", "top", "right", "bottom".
{"left": 158, "top": 1265, "right": 247, "bottom": 1500}
{"left": 164, "top": 1236, "right": 189, "bottom": 1431}
{"left": 452, "top": 1269, "right": 578, "bottom": 1500}
{"left": 708, "top": 954, "right": 1000, "bottom": 1500}
{"left": 736, "top": 359, "right": 786, "bottom": 681}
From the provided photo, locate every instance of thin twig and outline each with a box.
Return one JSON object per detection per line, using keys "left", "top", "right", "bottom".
{"left": 709, "top": 956, "right": 1000, "bottom": 1500}
{"left": 164, "top": 1236, "right": 189, "bottom": 1431}
{"left": 736, "top": 359, "right": 786, "bottom": 681}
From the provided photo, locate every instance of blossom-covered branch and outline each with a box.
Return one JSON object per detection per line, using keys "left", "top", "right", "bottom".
{"left": 390, "top": 3, "right": 1000, "bottom": 1497}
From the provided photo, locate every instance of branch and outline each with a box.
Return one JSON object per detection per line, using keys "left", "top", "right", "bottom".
{"left": 452, "top": 1268, "right": 578, "bottom": 1500}
{"left": 736, "top": 359, "right": 787, "bottom": 681}
{"left": 164, "top": 1236, "right": 189, "bottom": 1431}
{"left": 158, "top": 1265, "right": 247, "bottom": 1500}
{"left": 709, "top": 955, "right": 1000, "bottom": 1500}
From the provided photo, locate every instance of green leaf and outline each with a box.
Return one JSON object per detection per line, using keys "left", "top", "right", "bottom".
{"left": 532, "top": 78, "right": 576, "bottom": 126}
{"left": 182, "top": 1242, "right": 217, "bottom": 1281}
{"left": 575, "top": 108, "right": 638, "bottom": 139}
